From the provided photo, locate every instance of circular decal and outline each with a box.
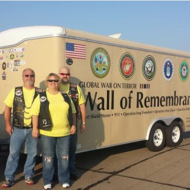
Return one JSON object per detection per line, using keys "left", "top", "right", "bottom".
{"left": 10, "top": 54, "right": 14, "bottom": 60}
{"left": 179, "top": 61, "right": 189, "bottom": 82}
{"left": 2, "top": 62, "right": 6, "bottom": 70}
{"left": 142, "top": 55, "right": 156, "bottom": 81}
{"left": 119, "top": 53, "right": 135, "bottom": 80}
{"left": 90, "top": 48, "right": 111, "bottom": 78}
{"left": 163, "top": 58, "right": 174, "bottom": 81}
{"left": 66, "top": 58, "right": 73, "bottom": 65}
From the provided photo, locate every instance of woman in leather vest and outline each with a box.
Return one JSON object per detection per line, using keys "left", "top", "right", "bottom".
{"left": 31, "top": 73, "right": 76, "bottom": 189}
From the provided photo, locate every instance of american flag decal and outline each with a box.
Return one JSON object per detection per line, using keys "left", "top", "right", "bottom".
{"left": 66, "top": 42, "right": 86, "bottom": 59}
{"left": 140, "top": 84, "right": 150, "bottom": 89}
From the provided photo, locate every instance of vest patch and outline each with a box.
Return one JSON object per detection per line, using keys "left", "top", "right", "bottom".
{"left": 71, "top": 86, "right": 76, "bottom": 91}
{"left": 15, "top": 89, "right": 22, "bottom": 96}
{"left": 40, "top": 96, "right": 47, "bottom": 102}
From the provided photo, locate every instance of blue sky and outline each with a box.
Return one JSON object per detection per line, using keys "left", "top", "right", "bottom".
{"left": 0, "top": 1, "right": 190, "bottom": 52}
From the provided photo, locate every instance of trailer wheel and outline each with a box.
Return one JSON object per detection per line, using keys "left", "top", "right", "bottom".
{"left": 146, "top": 123, "right": 166, "bottom": 151}
{"left": 166, "top": 121, "right": 183, "bottom": 147}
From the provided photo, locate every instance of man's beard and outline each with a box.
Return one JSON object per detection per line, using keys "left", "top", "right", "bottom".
{"left": 26, "top": 81, "right": 34, "bottom": 86}
{"left": 62, "top": 79, "right": 69, "bottom": 84}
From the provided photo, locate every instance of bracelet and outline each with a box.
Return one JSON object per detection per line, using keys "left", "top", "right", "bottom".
{"left": 82, "top": 122, "right": 86, "bottom": 125}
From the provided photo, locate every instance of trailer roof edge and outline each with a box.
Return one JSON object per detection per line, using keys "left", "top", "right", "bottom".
{"left": 0, "top": 26, "right": 66, "bottom": 47}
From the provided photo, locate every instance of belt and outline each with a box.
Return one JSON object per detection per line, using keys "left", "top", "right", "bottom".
{"left": 14, "top": 126, "right": 31, "bottom": 129}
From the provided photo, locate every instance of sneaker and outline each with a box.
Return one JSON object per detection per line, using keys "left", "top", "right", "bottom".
{"left": 2, "top": 180, "right": 14, "bottom": 188}
{"left": 70, "top": 173, "right": 78, "bottom": 180}
{"left": 62, "top": 183, "right": 70, "bottom": 188}
{"left": 44, "top": 184, "right": 52, "bottom": 189}
{"left": 25, "top": 177, "right": 34, "bottom": 185}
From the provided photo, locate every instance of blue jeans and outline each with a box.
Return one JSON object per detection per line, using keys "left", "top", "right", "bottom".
{"left": 54, "top": 127, "right": 77, "bottom": 176}
{"left": 69, "top": 132, "right": 77, "bottom": 174}
{"left": 40, "top": 135, "right": 70, "bottom": 185}
{"left": 4, "top": 127, "right": 38, "bottom": 181}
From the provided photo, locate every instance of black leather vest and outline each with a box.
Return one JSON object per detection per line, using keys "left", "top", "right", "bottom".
{"left": 69, "top": 83, "right": 79, "bottom": 115}
{"left": 38, "top": 91, "right": 73, "bottom": 131}
{"left": 13, "top": 86, "right": 42, "bottom": 128}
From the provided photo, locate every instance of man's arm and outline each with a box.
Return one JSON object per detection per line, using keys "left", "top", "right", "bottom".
{"left": 79, "top": 103, "right": 86, "bottom": 133}
{"left": 70, "top": 113, "right": 76, "bottom": 134}
{"left": 4, "top": 105, "right": 13, "bottom": 136}
{"left": 32, "top": 115, "right": 39, "bottom": 138}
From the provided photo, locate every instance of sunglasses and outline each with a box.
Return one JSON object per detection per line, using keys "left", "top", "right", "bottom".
{"left": 47, "top": 79, "right": 59, "bottom": 82}
{"left": 60, "top": 73, "right": 70, "bottom": 76}
{"left": 24, "top": 75, "right": 35, "bottom": 78}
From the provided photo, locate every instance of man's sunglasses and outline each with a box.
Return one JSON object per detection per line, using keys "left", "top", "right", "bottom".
{"left": 60, "top": 73, "right": 70, "bottom": 76}
{"left": 24, "top": 75, "right": 35, "bottom": 78}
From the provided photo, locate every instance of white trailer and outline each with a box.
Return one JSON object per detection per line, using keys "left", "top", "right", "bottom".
{"left": 0, "top": 26, "right": 190, "bottom": 153}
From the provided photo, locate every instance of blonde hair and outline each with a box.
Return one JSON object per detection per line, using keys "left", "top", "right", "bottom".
{"left": 45, "top": 73, "right": 60, "bottom": 88}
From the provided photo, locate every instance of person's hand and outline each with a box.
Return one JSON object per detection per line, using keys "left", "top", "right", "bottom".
{"left": 70, "top": 125, "right": 76, "bottom": 134}
{"left": 6, "top": 124, "right": 13, "bottom": 136}
{"left": 80, "top": 123, "right": 86, "bottom": 133}
{"left": 32, "top": 128, "right": 39, "bottom": 138}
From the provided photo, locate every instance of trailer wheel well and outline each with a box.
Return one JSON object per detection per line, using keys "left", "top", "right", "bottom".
{"left": 146, "top": 118, "right": 184, "bottom": 151}
{"left": 172, "top": 118, "right": 184, "bottom": 131}
{"left": 147, "top": 118, "right": 184, "bottom": 140}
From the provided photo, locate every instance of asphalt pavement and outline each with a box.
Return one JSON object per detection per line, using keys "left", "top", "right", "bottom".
{"left": 1, "top": 132, "right": 190, "bottom": 190}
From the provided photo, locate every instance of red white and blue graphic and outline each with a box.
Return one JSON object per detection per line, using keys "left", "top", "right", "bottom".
{"left": 163, "top": 58, "right": 174, "bottom": 81}
{"left": 119, "top": 53, "right": 135, "bottom": 80}
{"left": 140, "top": 84, "right": 150, "bottom": 89}
{"left": 66, "top": 42, "right": 86, "bottom": 59}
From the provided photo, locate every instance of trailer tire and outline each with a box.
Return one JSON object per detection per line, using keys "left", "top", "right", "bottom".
{"left": 146, "top": 123, "right": 166, "bottom": 151}
{"left": 166, "top": 121, "right": 183, "bottom": 147}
